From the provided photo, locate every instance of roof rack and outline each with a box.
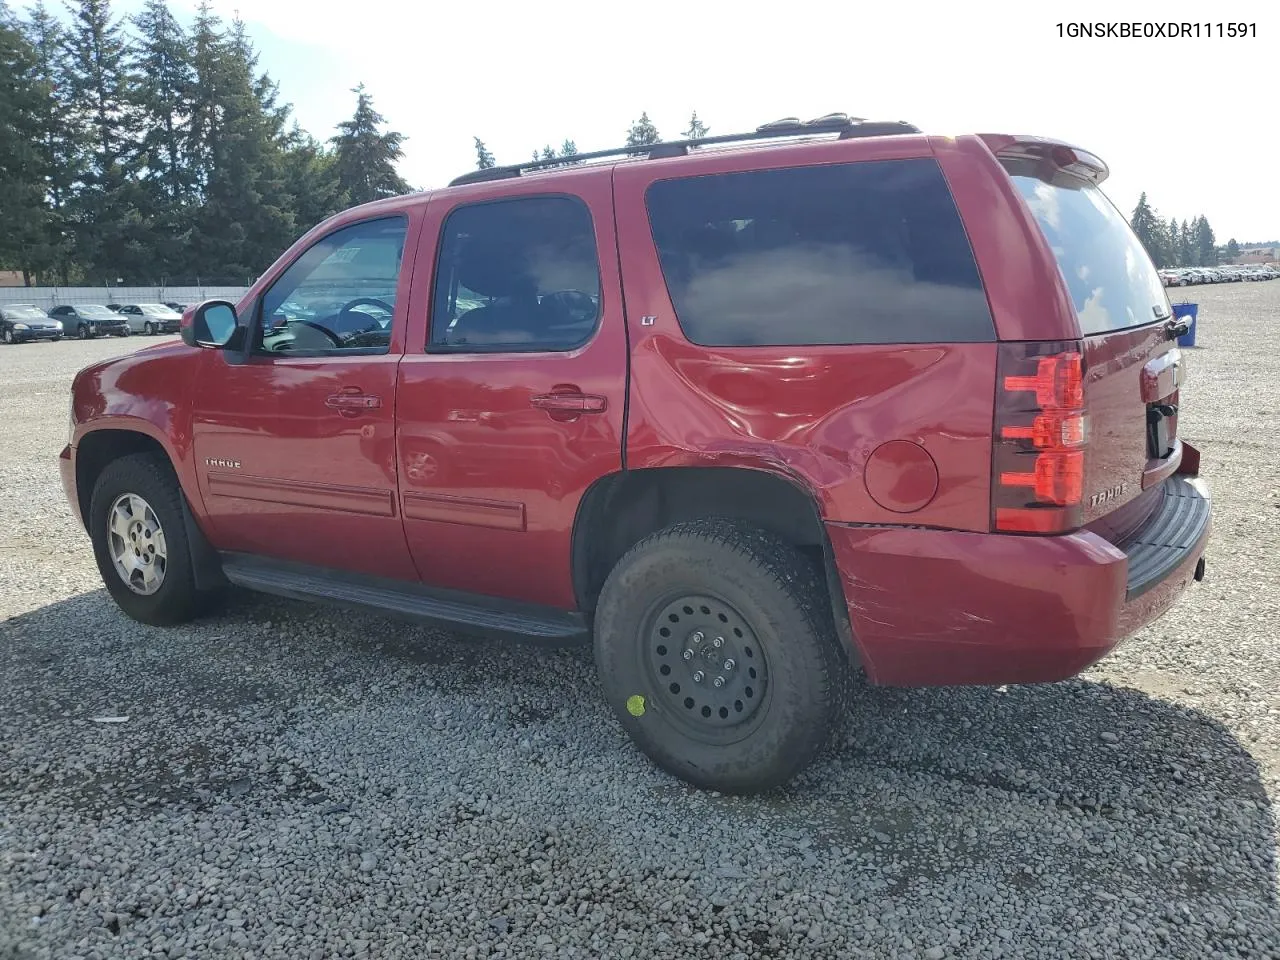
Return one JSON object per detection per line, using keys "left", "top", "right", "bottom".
{"left": 448, "top": 113, "right": 921, "bottom": 187}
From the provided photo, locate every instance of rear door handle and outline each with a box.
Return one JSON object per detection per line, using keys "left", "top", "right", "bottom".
{"left": 530, "top": 392, "right": 607, "bottom": 413}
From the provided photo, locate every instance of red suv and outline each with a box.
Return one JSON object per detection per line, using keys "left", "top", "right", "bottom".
{"left": 60, "top": 115, "right": 1211, "bottom": 793}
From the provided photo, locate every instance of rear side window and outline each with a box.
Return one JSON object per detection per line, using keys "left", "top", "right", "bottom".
{"left": 1005, "top": 159, "right": 1171, "bottom": 335}
{"left": 645, "top": 158, "right": 994, "bottom": 346}
{"left": 430, "top": 195, "right": 601, "bottom": 353}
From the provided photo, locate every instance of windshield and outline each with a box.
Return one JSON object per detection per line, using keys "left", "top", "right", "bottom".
{"left": 78, "top": 305, "right": 119, "bottom": 319}
{"left": 1006, "top": 160, "right": 1170, "bottom": 335}
{"left": 5, "top": 307, "right": 48, "bottom": 320}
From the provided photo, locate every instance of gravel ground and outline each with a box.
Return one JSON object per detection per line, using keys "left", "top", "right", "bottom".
{"left": 2, "top": 289, "right": 1278, "bottom": 960}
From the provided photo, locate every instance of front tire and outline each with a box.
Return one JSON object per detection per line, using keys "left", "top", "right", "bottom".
{"left": 77, "top": 324, "right": 90, "bottom": 340}
{"left": 593, "top": 519, "right": 848, "bottom": 794}
{"left": 143, "top": 321, "right": 155, "bottom": 336}
{"left": 88, "top": 452, "right": 219, "bottom": 626}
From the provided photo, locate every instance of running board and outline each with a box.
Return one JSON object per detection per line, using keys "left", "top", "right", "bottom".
{"left": 219, "top": 553, "right": 590, "bottom": 644}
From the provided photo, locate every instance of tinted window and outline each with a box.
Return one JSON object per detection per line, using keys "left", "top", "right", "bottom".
{"left": 256, "top": 216, "right": 407, "bottom": 355}
{"left": 430, "top": 196, "right": 600, "bottom": 352}
{"left": 1006, "top": 160, "right": 1171, "bottom": 335}
{"left": 645, "top": 158, "right": 994, "bottom": 346}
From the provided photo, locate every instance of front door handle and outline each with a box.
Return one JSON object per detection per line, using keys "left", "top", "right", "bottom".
{"left": 530, "top": 392, "right": 607, "bottom": 413}
{"left": 325, "top": 390, "right": 382, "bottom": 416}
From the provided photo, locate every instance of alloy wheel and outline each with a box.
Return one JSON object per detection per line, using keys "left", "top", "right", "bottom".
{"left": 106, "top": 492, "right": 168, "bottom": 595}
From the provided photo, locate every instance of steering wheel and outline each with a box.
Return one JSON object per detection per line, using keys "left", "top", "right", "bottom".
{"left": 285, "top": 319, "right": 344, "bottom": 348}
{"left": 338, "top": 297, "right": 394, "bottom": 327}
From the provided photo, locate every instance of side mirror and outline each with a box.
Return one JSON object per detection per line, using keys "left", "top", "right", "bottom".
{"left": 182, "top": 300, "right": 238, "bottom": 348}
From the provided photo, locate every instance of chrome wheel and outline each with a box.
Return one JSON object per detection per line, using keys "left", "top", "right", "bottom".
{"left": 106, "top": 493, "right": 168, "bottom": 595}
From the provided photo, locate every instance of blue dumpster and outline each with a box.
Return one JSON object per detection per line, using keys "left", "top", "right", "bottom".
{"left": 1172, "top": 302, "right": 1198, "bottom": 347}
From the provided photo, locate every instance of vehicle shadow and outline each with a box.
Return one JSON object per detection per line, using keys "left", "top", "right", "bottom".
{"left": 3, "top": 589, "right": 1277, "bottom": 956}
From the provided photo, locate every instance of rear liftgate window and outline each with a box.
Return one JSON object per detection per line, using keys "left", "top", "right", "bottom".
{"left": 645, "top": 158, "right": 995, "bottom": 346}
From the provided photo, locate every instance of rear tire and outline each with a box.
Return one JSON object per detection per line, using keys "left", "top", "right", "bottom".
{"left": 89, "top": 452, "right": 222, "bottom": 626}
{"left": 593, "top": 519, "right": 848, "bottom": 794}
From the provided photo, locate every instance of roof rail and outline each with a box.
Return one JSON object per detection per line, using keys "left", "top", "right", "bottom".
{"left": 448, "top": 113, "right": 921, "bottom": 187}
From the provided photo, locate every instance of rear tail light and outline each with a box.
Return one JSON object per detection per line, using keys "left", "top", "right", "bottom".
{"left": 992, "top": 340, "right": 1087, "bottom": 534}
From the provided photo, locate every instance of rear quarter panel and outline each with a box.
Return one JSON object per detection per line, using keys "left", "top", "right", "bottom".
{"left": 612, "top": 137, "right": 999, "bottom": 531}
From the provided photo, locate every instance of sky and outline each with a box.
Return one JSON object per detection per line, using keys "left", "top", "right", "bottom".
{"left": 32, "top": 0, "right": 1280, "bottom": 241}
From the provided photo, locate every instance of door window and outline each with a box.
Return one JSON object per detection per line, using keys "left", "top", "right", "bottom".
{"left": 255, "top": 215, "right": 408, "bottom": 355}
{"left": 429, "top": 195, "right": 601, "bottom": 352}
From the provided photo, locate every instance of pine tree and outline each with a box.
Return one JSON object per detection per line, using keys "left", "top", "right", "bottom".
{"left": 280, "top": 124, "right": 346, "bottom": 232}
{"left": 625, "top": 111, "right": 660, "bottom": 152}
{"left": 63, "top": 0, "right": 144, "bottom": 280}
{"left": 683, "top": 110, "right": 709, "bottom": 140}
{"left": 474, "top": 137, "right": 495, "bottom": 169}
{"left": 1166, "top": 216, "right": 1180, "bottom": 266}
{"left": 187, "top": 8, "right": 296, "bottom": 281}
{"left": 1179, "top": 219, "right": 1194, "bottom": 267}
{"left": 19, "top": 2, "right": 76, "bottom": 281}
{"left": 1224, "top": 238, "right": 1239, "bottom": 261}
{"left": 559, "top": 139, "right": 580, "bottom": 164}
{"left": 131, "top": 0, "right": 193, "bottom": 202}
{"left": 1130, "top": 193, "right": 1164, "bottom": 266}
{"left": 331, "top": 83, "right": 410, "bottom": 206}
{"left": 0, "top": 3, "right": 50, "bottom": 282}
{"left": 1194, "top": 216, "right": 1217, "bottom": 267}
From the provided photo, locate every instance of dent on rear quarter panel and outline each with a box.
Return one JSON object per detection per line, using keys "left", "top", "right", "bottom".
{"left": 625, "top": 334, "right": 998, "bottom": 531}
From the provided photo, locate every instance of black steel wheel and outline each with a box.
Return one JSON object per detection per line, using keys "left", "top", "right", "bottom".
{"left": 594, "top": 519, "right": 849, "bottom": 794}
{"left": 643, "top": 593, "right": 771, "bottom": 743}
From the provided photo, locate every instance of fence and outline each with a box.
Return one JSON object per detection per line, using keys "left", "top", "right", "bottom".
{"left": 0, "top": 286, "right": 250, "bottom": 309}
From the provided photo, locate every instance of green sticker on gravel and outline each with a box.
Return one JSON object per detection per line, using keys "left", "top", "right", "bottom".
{"left": 626, "top": 695, "right": 646, "bottom": 717}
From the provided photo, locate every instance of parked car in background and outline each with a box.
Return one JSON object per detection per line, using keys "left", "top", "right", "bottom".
{"left": 164, "top": 301, "right": 186, "bottom": 312}
{"left": 1, "top": 304, "right": 63, "bottom": 343}
{"left": 116, "top": 303, "right": 183, "bottom": 335}
{"left": 49, "top": 304, "right": 131, "bottom": 339}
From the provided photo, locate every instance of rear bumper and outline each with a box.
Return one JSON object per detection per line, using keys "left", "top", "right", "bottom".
{"left": 827, "top": 473, "right": 1211, "bottom": 687}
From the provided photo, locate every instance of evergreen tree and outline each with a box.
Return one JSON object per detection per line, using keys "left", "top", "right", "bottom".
{"left": 19, "top": 2, "right": 77, "bottom": 281}
{"left": 63, "top": 0, "right": 146, "bottom": 279}
{"left": 1224, "top": 238, "right": 1239, "bottom": 261}
{"left": 188, "top": 13, "right": 296, "bottom": 281}
{"left": 559, "top": 138, "right": 580, "bottom": 164}
{"left": 1130, "top": 193, "right": 1165, "bottom": 267}
{"left": 330, "top": 83, "right": 410, "bottom": 206}
{"left": 0, "top": 3, "right": 50, "bottom": 282}
{"left": 64, "top": 0, "right": 134, "bottom": 166}
{"left": 1166, "top": 216, "right": 1179, "bottom": 266}
{"left": 1194, "top": 216, "right": 1217, "bottom": 267}
{"left": 1179, "top": 219, "right": 1195, "bottom": 267}
{"left": 280, "top": 124, "right": 346, "bottom": 232}
{"left": 474, "top": 136, "right": 494, "bottom": 169}
{"left": 683, "top": 110, "right": 709, "bottom": 140}
{"left": 625, "top": 111, "right": 660, "bottom": 152}
{"left": 130, "top": 0, "right": 193, "bottom": 202}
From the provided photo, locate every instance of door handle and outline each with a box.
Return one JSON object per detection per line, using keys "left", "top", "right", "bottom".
{"left": 325, "top": 391, "right": 382, "bottom": 415}
{"left": 530, "top": 392, "right": 607, "bottom": 413}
